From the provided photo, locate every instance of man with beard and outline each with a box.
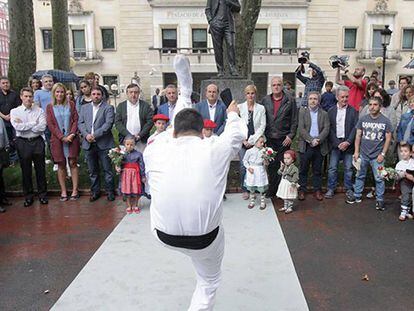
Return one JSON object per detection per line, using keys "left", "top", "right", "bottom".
{"left": 335, "top": 65, "right": 367, "bottom": 111}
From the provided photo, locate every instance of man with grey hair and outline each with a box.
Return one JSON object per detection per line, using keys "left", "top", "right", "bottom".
{"left": 297, "top": 91, "right": 330, "bottom": 201}
{"left": 261, "top": 76, "right": 298, "bottom": 198}
{"left": 34, "top": 74, "right": 54, "bottom": 112}
{"left": 325, "top": 85, "right": 358, "bottom": 200}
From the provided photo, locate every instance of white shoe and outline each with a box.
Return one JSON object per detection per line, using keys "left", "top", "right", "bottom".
{"left": 45, "top": 159, "right": 52, "bottom": 165}
{"left": 53, "top": 164, "right": 58, "bottom": 172}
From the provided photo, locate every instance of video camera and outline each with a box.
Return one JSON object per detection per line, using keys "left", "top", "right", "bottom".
{"left": 298, "top": 51, "right": 310, "bottom": 64}
{"left": 329, "top": 55, "right": 349, "bottom": 69}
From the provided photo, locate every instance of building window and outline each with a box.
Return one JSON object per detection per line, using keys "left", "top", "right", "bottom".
{"left": 102, "top": 75, "right": 119, "bottom": 89}
{"left": 101, "top": 28, "right": 115, "bottom": 50}
{"left": 282, "top": 28, "right": 297, "bottom": 53}
{"left": 192, "top": 29, "right": 207, "bottom": 53}
{"left": 42, "top": 29, "right": 52, "bottom": 50}
{"left": 402, "top": 29, "right": 414, "bottom": 50}
{"left": 344, "top": 28, "right": 357, "bottom": 49}
{"left": 253, "top": 29, "right": 267, "bottom": 52}
{"left": 372, "top": 29, "right": 383, "bottom": 57}
{"left": 162, "top": 29, "right": 177, "bottom": 53}
{"left": 72, "top": 29, "right": 86, "bottom": 58}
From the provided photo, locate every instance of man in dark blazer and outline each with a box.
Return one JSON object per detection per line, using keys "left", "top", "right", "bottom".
{"left": 297, "top": 91, "right": 330, "bottom": 201}
{"left": 205, "top": 0, "right": 241, "bottom": 76}
{"left": 115, "top": 83, "right": 153, "bottom": 152}
{"left": 151, "top": 88, "right": 160, "bottom": 113}
{"left": 157, "top": 84, "right": 178, "bottom": 124}
{"left": 196, "top": 83, "right": 227, "bottom": 135}
{"left": 261, "top": 76, "right": 298, "bottom": 198}
{"left": 325, "top": 85, "right": 358, "bottom": 200}
{"left": 78, "top": 86, "right": 116, "bottom": 202}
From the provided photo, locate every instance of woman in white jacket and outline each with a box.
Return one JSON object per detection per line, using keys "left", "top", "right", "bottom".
{"left": 238, "top": 84, "right": 266, "bottom": 200}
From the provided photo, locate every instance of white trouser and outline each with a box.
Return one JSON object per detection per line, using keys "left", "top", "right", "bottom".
{"left": 154, "top": 226, "right": 225, "bottom": 311}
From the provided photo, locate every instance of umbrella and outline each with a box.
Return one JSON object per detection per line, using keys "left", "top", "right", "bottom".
{"left": 32, "top": 69, "right": 80, "bottom": 83}
{"left": 404, "top": 58, "right": 414, "bottom": 69}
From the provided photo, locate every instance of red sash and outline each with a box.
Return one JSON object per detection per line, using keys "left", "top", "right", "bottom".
{"left": 123, "top": 162, "right": 142, "bottom": 193}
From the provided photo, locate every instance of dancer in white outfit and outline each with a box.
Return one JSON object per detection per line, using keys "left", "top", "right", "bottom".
{"left": 144, "top": 54, "right": 247, "bottom": 310}
{"left": 243, "top": 136, "right": 269, "bottom": 210}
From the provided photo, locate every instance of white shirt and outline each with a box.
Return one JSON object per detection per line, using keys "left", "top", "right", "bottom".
{"left": 10, "top": 104, "right": 46, "bottom": 138}
{"left": 91, "top": 102, "right": 102, "bottom": 135}
{"left": 168, "top": 102, "right": 176, "bottom": 120}
{"left": 208, "top": 101, "right": 217, "bottom": 122}
{"left": 126, "top": 100, "right": 141, "bottom": 136}
{"left": 396, "top": 158, "right": 414, "bottom": 175}
{"left": 336, "top": 104, "right": 347, "bottom": 139}
{"left": 144, "top": 112, "right": 247, "bottom": 236}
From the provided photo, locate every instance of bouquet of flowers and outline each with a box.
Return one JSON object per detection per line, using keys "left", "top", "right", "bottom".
{"left": 262, "top": 147, "right": 277, "bottom": 163}
{"left": 377, "top": 166, "right": 398, "bottom": 181}
{"left": 108, "top": 146, "right": 126, "bottom": 173}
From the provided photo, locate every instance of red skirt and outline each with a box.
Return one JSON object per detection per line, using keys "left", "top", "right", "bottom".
{"left": 120, "top": 163, "right": 142, "bottom": 196}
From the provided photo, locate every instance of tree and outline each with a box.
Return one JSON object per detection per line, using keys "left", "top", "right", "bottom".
{"left": 8, "top": 0, "right": 36, "bottom": 91}
{"left": 52, "top": 0, "right": 70, "bottom": 71}
{"left": 234, "top": 0, "right": 262, "bottom": 79}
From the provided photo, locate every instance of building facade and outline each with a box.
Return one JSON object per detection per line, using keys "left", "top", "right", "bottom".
{"left": 33, "top": 0, "right": 414, "bottom": 101}
{"left": 0, "top": 0, "right": 9, "bottom": 77}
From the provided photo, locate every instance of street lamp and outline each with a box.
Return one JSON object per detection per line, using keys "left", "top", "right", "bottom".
{"left": 111, "top": 83, "right": 119, "bottom": 108}
{"left": 380, "top": 25, "right": 392, "bottom": 88}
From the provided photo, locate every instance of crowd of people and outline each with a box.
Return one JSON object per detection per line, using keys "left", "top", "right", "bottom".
{"left": 0, "top": 62, "right": 413, "bottom": 221}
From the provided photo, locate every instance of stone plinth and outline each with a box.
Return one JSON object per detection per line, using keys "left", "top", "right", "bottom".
{"left": 200, "top": 78, "right": 254, "bottom": 104}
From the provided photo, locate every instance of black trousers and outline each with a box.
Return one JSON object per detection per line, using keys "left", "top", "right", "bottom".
{"left": 266, "top": 137, "right": 290, "bottom": 196}
{"left": 299, "top": 144, "right": 323, "bottom": 192}
{"left": 209, "top": 23, "right": 236, "bottom": 72}
{"left": 15, "top": 137, "right": 47, "bottom": 200}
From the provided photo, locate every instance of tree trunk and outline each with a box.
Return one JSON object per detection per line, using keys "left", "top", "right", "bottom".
{"left": 235, "top": 0, "right": 262, "bottom": 79}
{"left": 8, "top": 0, "right": 36, "bottom": 91}
{"left": 52, "top": 0, "right": 70, "bottom": 71}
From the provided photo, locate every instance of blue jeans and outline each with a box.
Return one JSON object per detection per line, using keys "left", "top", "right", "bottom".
{"left": 239, "top": 147, "right": 247, "bottom": 192}
{"left": 327, "top": 148, "right": 353, "bottom": 192}
{"left": 353, "top": 155, "right": 384, "bottom": 202}
{"left": 86, "top": 144, "right": 114, "bottom": 195}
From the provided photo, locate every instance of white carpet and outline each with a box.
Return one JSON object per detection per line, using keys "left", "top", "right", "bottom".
{"left": 52, "top": 195, "right": 308, "bottom": 311}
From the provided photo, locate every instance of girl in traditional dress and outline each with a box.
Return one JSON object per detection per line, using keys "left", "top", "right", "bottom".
{"left": 276, "top": 150, "right": 299, "bottom": 214}
{"left": 243, "top": 136, "right": 269, "bottom": 210}
{"left": 117, "top": 136, "right": 146, "bottom": 214}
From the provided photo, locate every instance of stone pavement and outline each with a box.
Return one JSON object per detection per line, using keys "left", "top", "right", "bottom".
{"left": 51, "top": 195, "right": 308, "bottom": 311}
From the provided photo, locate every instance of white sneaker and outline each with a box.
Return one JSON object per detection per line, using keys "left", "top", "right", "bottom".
{"left": 53, "top": 164, "right": 58, "bottom": 172}
{"left": 45, "top": 159, "right": 52, "bottom": 165}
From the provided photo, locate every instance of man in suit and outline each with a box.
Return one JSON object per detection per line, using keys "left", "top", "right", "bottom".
{"left": 157, "top": 85, "right": 178, "bottom": 124}
{"left": 151, "top": 88, "right": 160, "bottom": 113}
{"left": 115, "top": 83, "right": 153, "bottom": 152}
{"left": 205, "top": 0, "right": 241, "bottom": 77}
{"left": 195, "top": 84, "right": 227, "bottom": 135}
{"left": 297, "top": 91, "right": 330, "bottom": 201}
{"left": 78, "top": 86, "right": 116, "bottom": 202}
{"left": 261, "top": 76, "right": 298, "bottom": 198}
{"left": 325, "top": 85, "right": 358, "bottom": 200}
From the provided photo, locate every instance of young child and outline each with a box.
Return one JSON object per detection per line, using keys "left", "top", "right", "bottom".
{"left": 276, "top": 150, "right": 299, "bottom": 214}
{"left": 243, "top": 136, "right": 269, "bottom": 210}
{"left": 147, "top": 114, "right": 169, "bottom": 145}
{"left": 395, "top": 143, "right": 414, "bottom": 221}
{"left": 202, "top": 119, "right": 217, "bottom": 140}
{"left": 118, "top": 136, "right": 146, "bottom": 214}
{"left": 320, "top": 81, "right": 337, "bottom": 112}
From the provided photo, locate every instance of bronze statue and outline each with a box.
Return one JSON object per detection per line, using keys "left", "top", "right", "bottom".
{"left": 205, "top": 0, "right": 241, "bottom": 77}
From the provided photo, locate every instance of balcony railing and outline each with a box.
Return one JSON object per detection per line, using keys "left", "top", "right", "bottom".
{"left": 70, "top": 49, "right": 103, "bottom": 62}
{"left": 150, "top": 47, "right": 310, "bottom": 56}
{"left": 357, "top": 49, "right": 402, "bottom": 61}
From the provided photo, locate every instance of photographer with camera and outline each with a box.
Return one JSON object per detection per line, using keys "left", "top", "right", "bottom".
{"left": 335, "top": 64, "right": 367, "bottom": 112}
{"left": 295, "top": 53, "right": 325, "bottom": 107}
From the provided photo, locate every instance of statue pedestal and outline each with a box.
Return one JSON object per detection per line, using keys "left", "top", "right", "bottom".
{"left": 200, "top": 78, "right": 254, "bottom": 104}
